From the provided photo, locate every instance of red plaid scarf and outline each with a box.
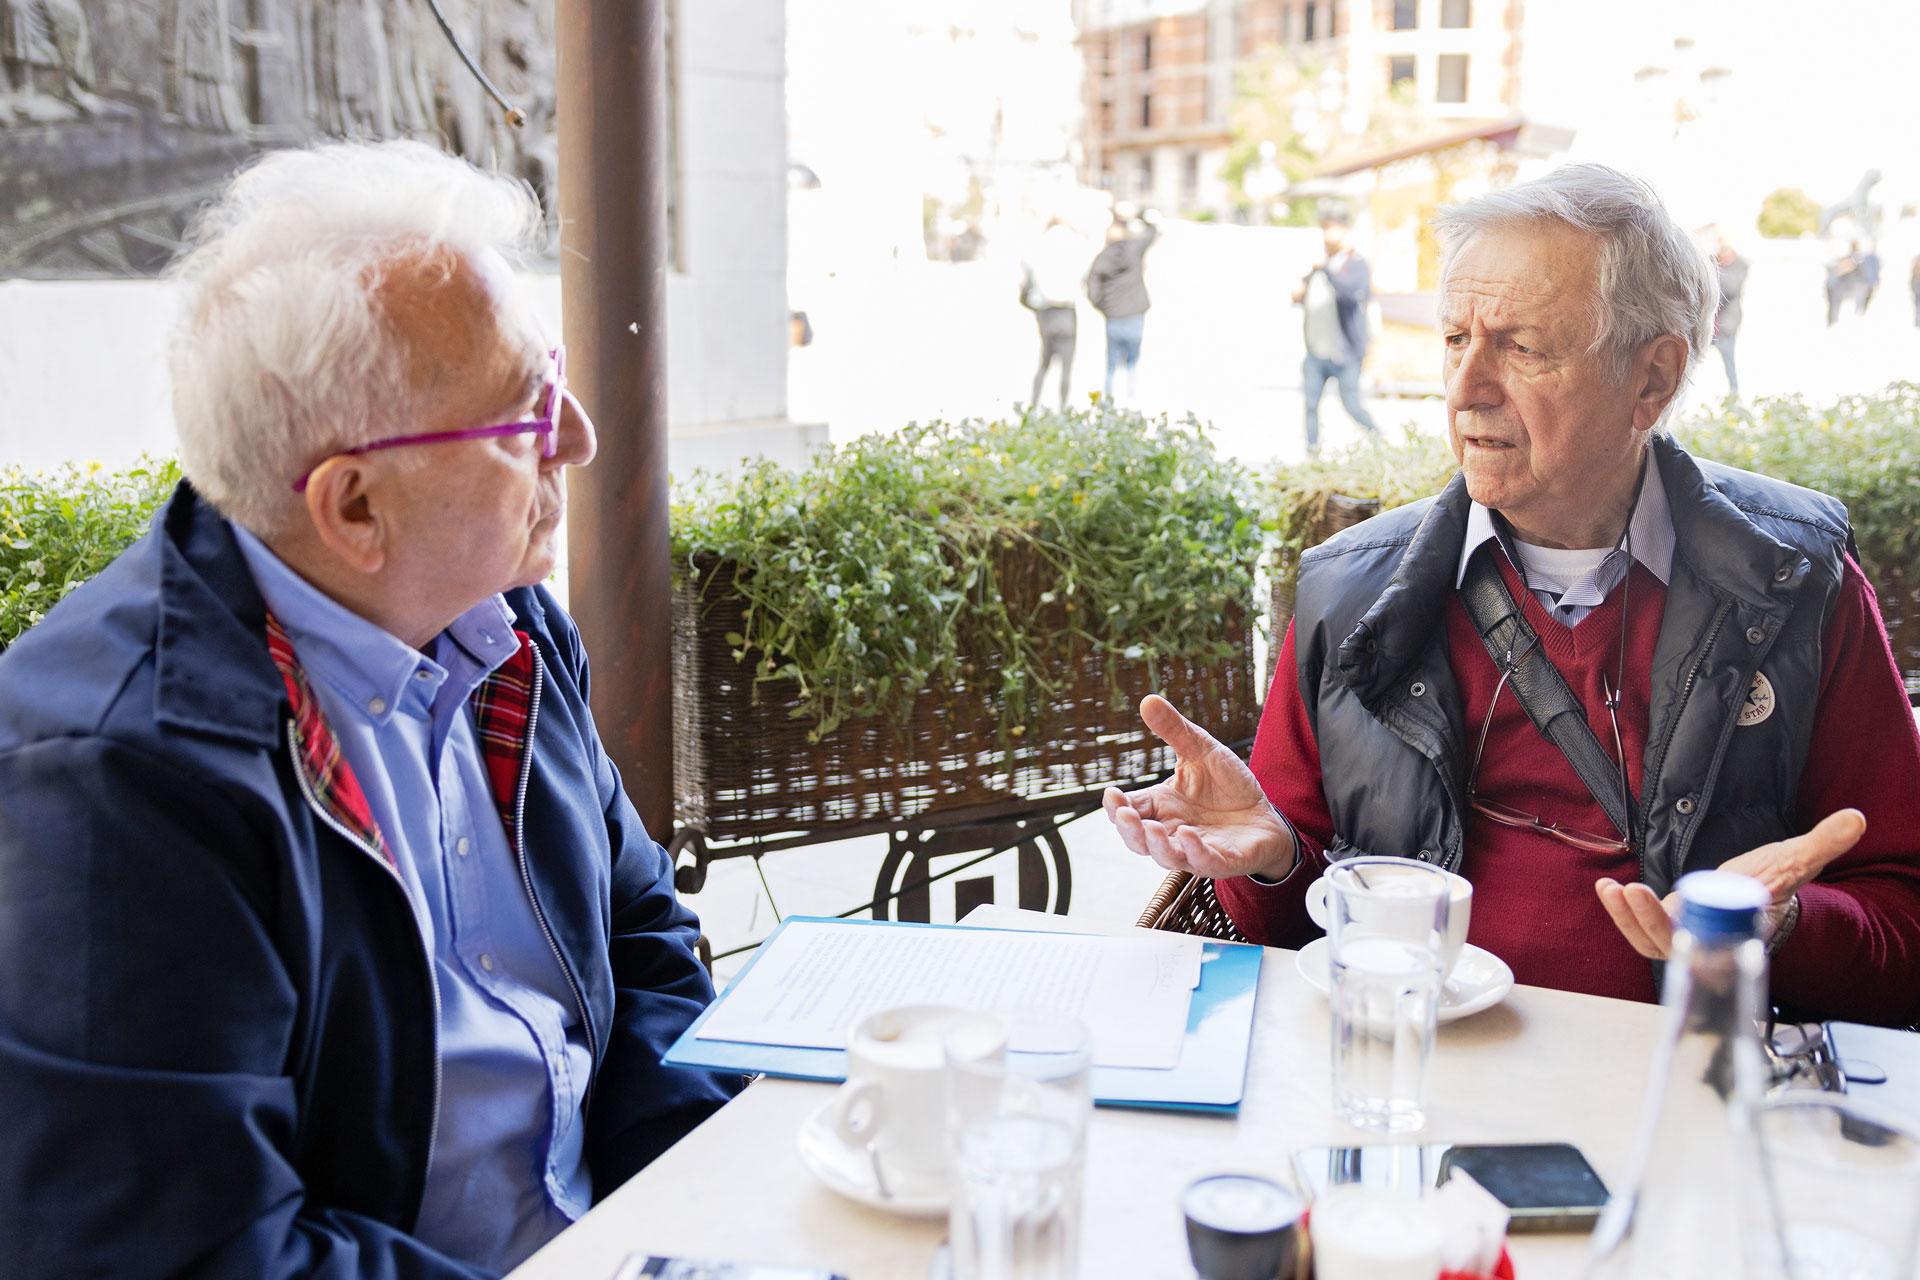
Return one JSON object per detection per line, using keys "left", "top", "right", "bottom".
{"left": 265, "top": 613, "right": 537, "bottom": 862}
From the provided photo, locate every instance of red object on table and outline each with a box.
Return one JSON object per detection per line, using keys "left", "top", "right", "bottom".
{"left": 1440, "top": 1247, "right": 1516, "bottom": 1280}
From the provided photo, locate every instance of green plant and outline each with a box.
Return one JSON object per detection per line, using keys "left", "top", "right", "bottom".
{"left": 1676, "top": 383, "right": 1920, "bottom": 587}
{"left": 670, "top": 404, "right": 1263, "bottom": 742}
{"left": 1261, "top": 429, "right": 1458, "bottom": 557}
{"left": 1, "top": 456, "right": 181, "bottom": 647}
{"left": 1757, "top": 187, "right": 1820, "bottom": 239}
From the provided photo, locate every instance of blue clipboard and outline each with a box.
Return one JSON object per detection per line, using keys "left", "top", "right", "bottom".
{"left": 663, "top": 916, "right": 1264, "bottom": 1113}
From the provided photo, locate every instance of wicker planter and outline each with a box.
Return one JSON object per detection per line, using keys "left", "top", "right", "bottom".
{"left": 672, "top": 556, "right": 1260, "bottom": 845}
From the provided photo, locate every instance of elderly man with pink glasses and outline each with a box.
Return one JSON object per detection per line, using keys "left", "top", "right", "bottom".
{"left": 1106, "top": 165, "right": 1920, "bottom": 1028}
{"left": 0, "top": 142, "right": 740, "bottom": 1279}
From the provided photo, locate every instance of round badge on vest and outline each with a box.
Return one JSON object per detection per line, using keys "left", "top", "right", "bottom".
{"left": 1739, "top": 671, "right": 1776, "bottom": 727}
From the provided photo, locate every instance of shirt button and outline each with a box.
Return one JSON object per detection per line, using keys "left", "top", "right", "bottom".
{"left": 415, "top": 669, "right": 432, "bottom": 681}
{"left": 367, "top": 696, "right": 386, "bottom": 715}
{"left": 456, "top": 837, "right": 471, "bottom": 856}
{"left": 480, "top": 954, "right": 494, "bottom": 972}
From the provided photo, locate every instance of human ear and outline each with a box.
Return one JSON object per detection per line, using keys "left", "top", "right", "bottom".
{"left": 302, "top": 457, "right": 388, "bottom": 575}
{"left": 1631, "top": 334, "right": 1689, "bottom": 430}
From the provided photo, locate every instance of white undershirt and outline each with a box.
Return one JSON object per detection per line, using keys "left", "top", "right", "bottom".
{"left": 1511, "top": 540, "right": 1619, "bottom": 627}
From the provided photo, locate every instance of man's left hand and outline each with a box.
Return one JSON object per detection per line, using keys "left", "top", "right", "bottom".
{"left": 1594, "top": 808, "right": 1866, "bottom": 959}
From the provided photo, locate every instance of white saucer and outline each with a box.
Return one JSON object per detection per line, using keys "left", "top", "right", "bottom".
{"left": 796, "top": 1100, "right": 950, "bottom": 1218}
{"left": 1295, "top": 937, "right": 1515, "bottom": 1023}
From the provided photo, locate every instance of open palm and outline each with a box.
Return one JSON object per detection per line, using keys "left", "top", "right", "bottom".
{"left": 1103, "top": 694, "right": 1295, "bottom": 880}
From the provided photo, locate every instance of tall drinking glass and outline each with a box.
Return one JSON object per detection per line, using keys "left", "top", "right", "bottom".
{"left": 945, "top": 1014, "right": 1093, "bottom": 1280}
{"left": 1756, "top": 1093, "right": 1920, "bottom": 1280}
{"left": 1325, "top": 857, "right": 1452, "bottom": 1132}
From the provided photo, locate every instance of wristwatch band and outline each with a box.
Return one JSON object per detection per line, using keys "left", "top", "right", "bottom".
{"left": 1767, "top": 893, "right": 1802, "bottom": 956}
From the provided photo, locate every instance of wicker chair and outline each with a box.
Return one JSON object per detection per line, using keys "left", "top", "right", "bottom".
{"left": 1136, "top": 869, "right": 1249, "bottom": 942}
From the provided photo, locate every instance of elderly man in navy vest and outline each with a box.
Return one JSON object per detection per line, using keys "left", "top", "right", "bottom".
{"left": 0, "top": 143, "right": 740, "bottom": 1277}
{"left": 1106, "top": 164, "right": 1920, "bottom": 1026}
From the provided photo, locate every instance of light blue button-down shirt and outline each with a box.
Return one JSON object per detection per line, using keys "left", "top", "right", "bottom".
{"left": 233, "top": 526, "right": 594, "bottom": 1271}
{"left": 1456, "top": 452, "right": 1676, "bottom": 627}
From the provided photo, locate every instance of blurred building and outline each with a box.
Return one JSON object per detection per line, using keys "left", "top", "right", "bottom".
{"left": 1072, "top": 0, "right": 1527, "bottom": 220}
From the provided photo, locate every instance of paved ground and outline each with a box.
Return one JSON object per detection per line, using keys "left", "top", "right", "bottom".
{"left": 686, "top": 223, "right": 1920, "bottom": 979}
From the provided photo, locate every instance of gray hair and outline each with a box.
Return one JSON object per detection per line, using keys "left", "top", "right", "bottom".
{"left": 168, "top": 141, "right": 545, "bottom": 536}
{"left": 1433, "top": 164, "right": 1716, "bottom": 395}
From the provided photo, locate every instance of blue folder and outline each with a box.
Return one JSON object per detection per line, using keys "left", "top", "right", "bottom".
{"left": 663, "top": 916, "right": 1264, "bottom": 1114}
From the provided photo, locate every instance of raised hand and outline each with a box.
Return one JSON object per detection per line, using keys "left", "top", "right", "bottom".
{"left": 1595, "top": 808, "right": 1865, "bottom": 959}
{"left": 1102, "top": 694, "right": 1296, "bottom": 881}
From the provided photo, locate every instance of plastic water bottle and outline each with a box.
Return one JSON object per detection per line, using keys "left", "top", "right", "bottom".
{"left": 1588, "top": 870, "right": 1786, "bottom": 1280}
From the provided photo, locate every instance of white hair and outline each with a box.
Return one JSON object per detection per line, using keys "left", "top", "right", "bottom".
{"left": 1433, "top": 164, "right": 1716, "bottom": 400}
{"left": 168, "top": 141, "right": 545, "bottom": 536}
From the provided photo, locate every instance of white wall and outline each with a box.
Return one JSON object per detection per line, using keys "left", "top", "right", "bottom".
{"left": 0, "top": 0, "right": 810, "bottom": 481}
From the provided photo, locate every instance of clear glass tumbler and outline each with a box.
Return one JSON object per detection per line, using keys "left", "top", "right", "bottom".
{"left": 945, "top": 1014, "right": 1093, "bottom": 1280}
{"left": 1325, "top": 857, "right": 1451, "bottom": 1133}
{"left": 1755, "top": 1092, "right": 1920, "bottom": 1280}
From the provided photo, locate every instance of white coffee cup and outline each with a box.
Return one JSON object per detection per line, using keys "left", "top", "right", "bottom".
{"left": 1307, "top": 861, "right": 1473, "bottom": 975}
{"left": 829, "top": 1004, "right": 1007, "bottom": 1184}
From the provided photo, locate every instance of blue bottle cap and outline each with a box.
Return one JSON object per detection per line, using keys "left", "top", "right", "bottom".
{"left": 1675, "top": 870, "right": 1770, "bottom": 939}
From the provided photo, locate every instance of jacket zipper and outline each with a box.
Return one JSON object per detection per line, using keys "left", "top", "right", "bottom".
{"left": 1637, "top": 598, "right": 1733, "bottom": 887}
{"left": 510, "top": 650, "right": 599, "bottom": 1116}
{"left": 286, "top": 721, "right": 444, "bottom": 1195}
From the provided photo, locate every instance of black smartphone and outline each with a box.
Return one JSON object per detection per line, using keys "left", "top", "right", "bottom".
{"left": 1437, "top": 1143, "right": 1609, "bottom": 1233}
{"left": 1291, "top": 1141, "right": 1609, "bottom": 1234}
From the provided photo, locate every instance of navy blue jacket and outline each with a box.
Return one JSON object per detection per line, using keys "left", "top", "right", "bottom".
{"left": 0, "top": 483, "right": 739, "bottom": 1279}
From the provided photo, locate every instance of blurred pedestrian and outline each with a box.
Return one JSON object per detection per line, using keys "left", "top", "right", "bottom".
{"left": 1826, "top": 244, "right": 1864, "bottom": 325}
{"left": 1019, "top": 218, "right": 1086, "bottom": 410}
{"left": 1291, "top": 207, "right": 1377, "bottom": 455}
{"left": 1087, "top": 203, "right": 1159, "bottom": 401}
{"left": 1711, "top": 233, "right": 1748, "bottom": 398}
{"left": 1910, "top": 255, "right": 1920, "bottom": 327}
{"left": 1861, "top": 244, "right": 1882, "bottom": 311}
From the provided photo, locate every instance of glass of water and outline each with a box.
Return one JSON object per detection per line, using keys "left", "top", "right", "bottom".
{"left": 945, "top": 1014, "right": 1092, "bottom": 1280}
{"left": 1324, "top": 857, "right": 1451, "bottom": 1132}
{"left": 1755, "top": 1093, "right": 1920, "bottom": 1280}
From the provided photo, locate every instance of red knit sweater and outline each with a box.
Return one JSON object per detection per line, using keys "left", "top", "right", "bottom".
{"left": 1220, "top": 550, "right": 1920, "bottom": 1024}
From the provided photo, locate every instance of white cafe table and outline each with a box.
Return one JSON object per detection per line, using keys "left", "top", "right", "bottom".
{"left": 511, "top": 939, "right": 1666, "bottom": 1280}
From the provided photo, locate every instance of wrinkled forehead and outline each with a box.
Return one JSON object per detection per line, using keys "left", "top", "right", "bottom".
{"left": 1437, "top": 221, "right": 1602, "bottom": 339}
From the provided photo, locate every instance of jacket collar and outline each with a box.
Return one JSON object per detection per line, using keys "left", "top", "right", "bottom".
{"left": 1335, "top": 470, "right": 1473, "bottom": 705}
{"left": 1650, "top": 434, "right": 1808, "bottom": 615}
{"left": 153, "top": 482, "right": 283, "bottom": 748}
{"left": 1334, "top": 435, "right": 1807, "bottom": 705}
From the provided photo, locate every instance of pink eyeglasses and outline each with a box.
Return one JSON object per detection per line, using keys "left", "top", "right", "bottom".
{"left": 292, "top": 345, "right": 567, "bottom": 493}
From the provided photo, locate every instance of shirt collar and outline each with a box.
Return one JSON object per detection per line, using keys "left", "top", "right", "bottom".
{"left": 230, "top": 523, "right": 516, "bottom": 724}
{"left": 1455, "top": 448, "right": 1676, "bottom": 589}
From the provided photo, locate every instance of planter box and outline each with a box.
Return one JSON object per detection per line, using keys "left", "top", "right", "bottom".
{"left": 672, "top": 557, "right": 1260, "bottom": 844}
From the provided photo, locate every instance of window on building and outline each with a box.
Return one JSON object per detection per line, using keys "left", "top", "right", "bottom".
{"left": 1437, "top": 52, "right": 1469, "bottom": 102}
{"left": 1303, "top": 1, "right": 1318, "bottom": 41}
{"left": 1141, "top": 31, "right": 1153, "bottom": 70}
{"left": 1388, "top": 55, "right": 1415, "bottom": 91}
{"left": 1137, "top": 154, "right": 1154, "bottom": 198}
{"left": 1140, "top": 92, "right": 1153, "bottom": 128}
{"left": 1181, "top": 149, "right": 1200, "bottom": 200}
{"left": 1440, "top": 0, "right": 1471, "bottom": 27}
{"left": 1392, "top": 0, "right": 1417, "bottom": 29}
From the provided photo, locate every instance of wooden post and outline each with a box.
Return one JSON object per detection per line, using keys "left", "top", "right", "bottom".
{"left": 555, "top": 0, "right": 674, "bottom": 836}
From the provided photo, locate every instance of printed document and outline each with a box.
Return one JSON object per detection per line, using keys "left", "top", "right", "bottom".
{"left": 695, "top": 920, "right": 1203, "bottom": 1070}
